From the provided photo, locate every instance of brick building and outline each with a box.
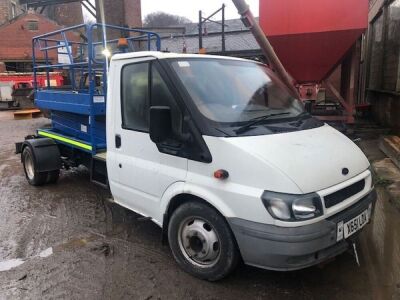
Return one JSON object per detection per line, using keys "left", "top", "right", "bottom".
{"left": 95, "top": 0, "right": 142, "bottom": 28}
{"left": 0, "top": 11, "right": 75, "bottom": 72}
{"left": 43, "top": 2, "right": 84, "bottom": 27}
{"left": 0, "top": 0, "right": 25, "bottom": 24}
{"left": 0, "top": 0, "right": 84, "bottom": 26}
{"left": 0, "top": 0, "right": 143, "bottom": 72}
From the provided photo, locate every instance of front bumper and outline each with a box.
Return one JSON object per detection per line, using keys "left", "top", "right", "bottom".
{"left": 228, "top": 189, "right": 377, "bottom": 271}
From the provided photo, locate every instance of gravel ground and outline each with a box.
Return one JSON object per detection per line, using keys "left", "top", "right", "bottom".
{"left": 0, "top": 111, "right": 399, "bottom": 300}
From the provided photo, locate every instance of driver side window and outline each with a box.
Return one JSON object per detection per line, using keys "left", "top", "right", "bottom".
{"left": 121, "top": 62, "right": 150, "bottom": 132}
{"left": 121, "top": 61, "right": 182, "bottom": 136}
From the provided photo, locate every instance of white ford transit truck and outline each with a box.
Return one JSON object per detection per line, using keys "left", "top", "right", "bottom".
{"left": 17, "top": 24, "right": 376, "bottom": 281}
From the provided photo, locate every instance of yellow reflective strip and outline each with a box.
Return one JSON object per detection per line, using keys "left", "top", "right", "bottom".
{"left": 38, "top": 130, "right": 92, "bottom": 151}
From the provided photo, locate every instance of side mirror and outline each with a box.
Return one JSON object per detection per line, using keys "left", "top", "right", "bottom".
{"left": 304, "top": 100, "right": 313, "bottom": 114}
{"left": 149, "top": 106, "right": 172, "bottom": 144}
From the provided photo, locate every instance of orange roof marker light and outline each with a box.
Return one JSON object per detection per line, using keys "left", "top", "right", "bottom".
{"left": 117, "top": 38, "right": 129, "bottom": 49}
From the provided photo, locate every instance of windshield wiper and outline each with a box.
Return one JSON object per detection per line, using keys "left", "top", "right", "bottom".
{"left": 234, "top": 112, "right": 290, "bottom": 134}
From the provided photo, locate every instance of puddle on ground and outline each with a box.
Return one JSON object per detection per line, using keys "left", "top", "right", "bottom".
{"left": 0, "top": 248, "right": 53, "bottom": 272}
{"left": 39, "top": 247, "right": 53, "bottom": 258}
{"left": 361, "top": 188, "right": 400, "bottom": 299}
{"left": 53, "top": 236, "right": 97, "bottom": 253}
{"left": 0, "top": 238, "right": 91, "bottom": 273}
{"left": 0, "top": 236, "right": 101, "bottom": 273}
{"left": 0, "top": 259, "right": 25, "bottom": 272}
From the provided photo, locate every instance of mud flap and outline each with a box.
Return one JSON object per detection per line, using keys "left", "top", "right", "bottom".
{"left": 22, "top": 138, "right": 61, "bottom": 172}
{"left": 15, "top": 142, "right": 23, "bottom": 154}
{"left": 16, "top": 135, "right": 41, "bottom": 154}
{"left": 90, "top": 156, "right": 108, "bottom": 188}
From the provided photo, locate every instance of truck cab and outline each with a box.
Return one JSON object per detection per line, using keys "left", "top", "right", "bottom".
{"left": 105, "top": 51, "right": 376, "bottom": 279}
{"left": 18, "top": 24, "right": 376, "bottom": 281}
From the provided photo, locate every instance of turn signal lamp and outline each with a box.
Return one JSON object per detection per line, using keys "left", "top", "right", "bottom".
{"left": 214, "top": 169, "right": 229, "bottom": 180}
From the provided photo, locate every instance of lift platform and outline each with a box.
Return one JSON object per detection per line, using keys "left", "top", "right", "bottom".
{"left": 32, "top": 23, "right": 161, "bottom": 154}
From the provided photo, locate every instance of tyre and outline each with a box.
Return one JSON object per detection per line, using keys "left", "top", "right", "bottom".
{"left": 46, "top": 170, "right": 60, "bottom": 184}
{"left": 22, "top": 146, "right": 47, "bottom": 186}
{"left": 168, "top": 201, "right": 240, "bottom": 281}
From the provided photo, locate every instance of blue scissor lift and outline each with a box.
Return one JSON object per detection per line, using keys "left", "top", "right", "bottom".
{"left": 32, "top": 23, "right": 160, "bottom": 159}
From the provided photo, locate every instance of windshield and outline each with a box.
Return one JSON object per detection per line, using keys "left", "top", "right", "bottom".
{"left": 169, "top": 58, "right": 304, "bottom": 125}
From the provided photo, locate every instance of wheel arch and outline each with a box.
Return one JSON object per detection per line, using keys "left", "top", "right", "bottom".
{"left": 160, "top": 185, "right": 236, "bottom": 244}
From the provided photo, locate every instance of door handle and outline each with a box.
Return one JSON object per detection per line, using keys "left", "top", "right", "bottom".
{"left": 115, "top": 134, "right": 121, "bottom": 148}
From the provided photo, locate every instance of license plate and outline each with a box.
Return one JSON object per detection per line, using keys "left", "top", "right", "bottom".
{"left": 337, "top": 206, "right": 371, "bottom": 241}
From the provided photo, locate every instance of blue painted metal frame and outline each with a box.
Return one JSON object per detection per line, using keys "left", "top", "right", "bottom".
{"left": 32, "top": 23, "right": 161, "bottom": 154}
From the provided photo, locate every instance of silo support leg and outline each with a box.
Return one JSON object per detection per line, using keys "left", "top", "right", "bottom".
{"left": 324, "top": 80, "right": 355, "bottom": 124}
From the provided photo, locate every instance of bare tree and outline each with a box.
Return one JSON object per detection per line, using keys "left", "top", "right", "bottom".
{"left": 143, "top": 12, "right": 191, "bottom": 27}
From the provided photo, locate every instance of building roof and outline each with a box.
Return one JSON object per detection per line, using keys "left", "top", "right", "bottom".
{"left": 143, "top": 18, "right": 253, "bottom": 37}
{"left": 154, "top": 18, "right": 261, "bottom": 56}
{"left": 0, "top": 9, "right": 59, "bottom": 28}
{"left": 183, "top": 18, "right": 254, "bottom": 35}
{"left": 161, "top": 31, "right": 260, "bottom": 55}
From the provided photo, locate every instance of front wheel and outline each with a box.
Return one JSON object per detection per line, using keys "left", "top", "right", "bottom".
{"left": 168, "top": 201, "right": 240, "bottom": 281}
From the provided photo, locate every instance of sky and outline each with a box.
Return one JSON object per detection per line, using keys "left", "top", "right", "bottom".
{"left": 141, "top": 0, "right": 259, "bottom": 22}
{"left": 82, "top": 1, "right": 260, "bottom": 23}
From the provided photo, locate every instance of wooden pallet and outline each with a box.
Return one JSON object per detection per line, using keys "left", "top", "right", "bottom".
{"left": 14, "top": 109, "right": 43, "bottom": 120}
{"left": 379, "top": 135, "right": 400, "bottom": 170}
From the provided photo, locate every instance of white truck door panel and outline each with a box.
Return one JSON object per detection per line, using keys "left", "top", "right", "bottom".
{"left": 107, "top": 57, "right": 187, "bottom": 220}
{"left": 117, "top": 131, "right": 187, "bottom": 216}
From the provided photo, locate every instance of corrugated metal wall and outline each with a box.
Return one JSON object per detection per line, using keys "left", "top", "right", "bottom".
{"left": 366, "top": 0, "right": 400, "bottom": 132}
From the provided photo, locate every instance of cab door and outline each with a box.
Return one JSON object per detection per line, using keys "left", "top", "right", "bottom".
{"left": 107, "top": 58, "right": 187, "bottom": 219}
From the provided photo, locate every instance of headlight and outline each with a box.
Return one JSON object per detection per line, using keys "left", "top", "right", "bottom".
{"left": 261, "top": 191, "right": 323, "bottom": 221}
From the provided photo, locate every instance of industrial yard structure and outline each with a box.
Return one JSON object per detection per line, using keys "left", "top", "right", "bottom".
{"left": 367, "top": 0, "right": 400, "bottom": 131}
{"left": 0, "top": 0, "right": 397, "bottom": 133}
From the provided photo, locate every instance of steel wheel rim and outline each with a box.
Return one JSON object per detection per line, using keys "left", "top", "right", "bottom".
{"left": 178, "top": 217, "right": 221, "bottom": 268}
{"left": 24, "top": 151, "right": 35, "bottom": 180}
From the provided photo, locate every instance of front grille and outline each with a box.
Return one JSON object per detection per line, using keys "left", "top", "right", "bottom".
{"left": 324, "top": 179, "right": 365, "bottom": 208}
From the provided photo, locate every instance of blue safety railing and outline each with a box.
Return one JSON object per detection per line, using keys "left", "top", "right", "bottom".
{"left": 32, "top": 23, "right": 161, "bottom": 154}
